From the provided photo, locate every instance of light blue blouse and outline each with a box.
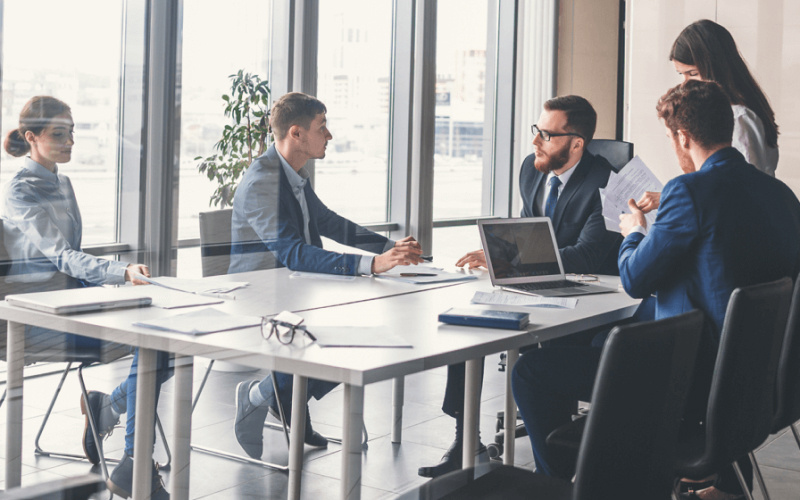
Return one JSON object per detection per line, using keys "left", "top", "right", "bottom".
{"left": 2, "top": 157, "right": 127, "bottom": 285}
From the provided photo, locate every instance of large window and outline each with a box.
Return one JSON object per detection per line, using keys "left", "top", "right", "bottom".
{"left": 177, "top": 0, "right": 270, "bottom": 275}
{"left": 315, "top": 0, "right": 393, "bottom": 224}
{"left": 433, "top": 0, "right": 494, "bottom": 221}
{"left": 0, "top": 0, "right": 124, "bottom": 245}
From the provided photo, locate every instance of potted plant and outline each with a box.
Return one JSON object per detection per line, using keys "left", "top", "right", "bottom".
{"left": 196, "top": 70, "right": 271, "bottom": 208}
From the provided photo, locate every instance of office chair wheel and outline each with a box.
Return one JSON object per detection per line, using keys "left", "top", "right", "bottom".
{"left": 486, "top": 442, "right": 503, "bottom": 459}
{"left": 495, "top": 411, "right": 505, "bottom": 433}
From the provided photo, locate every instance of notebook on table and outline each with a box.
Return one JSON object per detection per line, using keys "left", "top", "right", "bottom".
{"left": 477, "top": 217, "right": 617, "bottom": 297}
{"left": 6, "top": 286, "right": 152, "bottom": 315}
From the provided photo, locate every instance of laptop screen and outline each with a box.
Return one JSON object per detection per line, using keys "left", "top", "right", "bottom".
{"left": 478, "top": 218, "right": 564, "bottom": 284}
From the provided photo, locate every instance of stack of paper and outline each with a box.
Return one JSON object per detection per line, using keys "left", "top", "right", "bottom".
{"left": 471, "top": 291, "right": 578, "bottom": 309}
{"left": 600, "top": 156, "right": 663, "bottom": 232}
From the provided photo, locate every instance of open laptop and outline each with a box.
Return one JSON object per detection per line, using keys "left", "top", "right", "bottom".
{"left": 478, "top": 217, "right": 617, "bottom": 297}
{"left": 6, "top": 286, "right": 152, "bottom": 315}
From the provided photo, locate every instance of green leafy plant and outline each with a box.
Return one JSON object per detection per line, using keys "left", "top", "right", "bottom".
{"left": 196, "top": 70, "right": 271, "bottom": 207}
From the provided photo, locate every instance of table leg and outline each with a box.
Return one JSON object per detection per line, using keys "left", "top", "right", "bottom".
{"left": 341, "top": 384, "right": 364, "bottom": 500}
{"left": 504, "top": 349, "right": 519, "bottom": 465}
{"left": 132, "top": 348, "right": 157, "bottom": 500}
{"left": 463, "top": 358, "right": 481, "bottom": 469}
{"left": 4, "top": 321, "right": 25, "bottom": 488}
{"left": 288, "top": 375, "right": 308, "bottom": 500}
{"left": 391, "top": 376, "right": 404, "bottom": 443}
{"left": 171, "top": 355, "right": 193, "bottom": 500}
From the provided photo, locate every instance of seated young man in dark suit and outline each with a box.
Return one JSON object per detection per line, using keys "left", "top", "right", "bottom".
{"left": 419, "top": 95, "right": 621, "bottom": 478}
{"left": 513, "top": 81, "right": 800, "bottom": 500}
{"left": 229, "top": 92, "right": 424, "bottom": 458}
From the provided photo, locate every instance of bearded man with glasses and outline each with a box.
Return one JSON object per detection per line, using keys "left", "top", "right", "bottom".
{"left": 420, "top": 95, "right": 622, "bottom": 479}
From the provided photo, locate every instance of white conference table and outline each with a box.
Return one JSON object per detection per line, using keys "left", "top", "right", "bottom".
{"left": 2, "top": 269, "right": 639, "bottom": 499}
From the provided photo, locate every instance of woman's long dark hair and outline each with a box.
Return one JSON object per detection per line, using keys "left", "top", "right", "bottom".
{"left": 670, "top": 19, "right": 778, "bottom": 148}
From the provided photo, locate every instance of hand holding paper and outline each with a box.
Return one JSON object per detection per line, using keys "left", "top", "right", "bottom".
{"left": 600, "top": 156, "right": 663, "bottom": 232}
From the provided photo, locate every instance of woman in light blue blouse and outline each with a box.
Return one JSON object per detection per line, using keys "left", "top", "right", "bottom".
{"left": 2, "top": 96, "right": 170, "bottom": 499}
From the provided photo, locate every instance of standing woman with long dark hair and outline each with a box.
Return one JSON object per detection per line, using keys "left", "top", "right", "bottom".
{"left": 636, "top": 19, "right": 780, "bottom": 214}
{"left": 671, "top": 19, "right": 778, "bottom": 176}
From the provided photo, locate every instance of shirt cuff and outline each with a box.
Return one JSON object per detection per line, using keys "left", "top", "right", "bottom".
{"left": 107, "top": 260, "right": 129, "bottom": 285}
{"left": 358, "top": 255, "right": 375, "bottom": 275}
{"left": 630, "top": 225, "right": 648, "bottom": 236}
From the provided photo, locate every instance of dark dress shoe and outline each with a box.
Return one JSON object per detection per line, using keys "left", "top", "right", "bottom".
{"left": 267, "top": 404, "right": 329, "bottom": 448}
{"left": 418, "top": 440, "right": 488, "bottom": 478}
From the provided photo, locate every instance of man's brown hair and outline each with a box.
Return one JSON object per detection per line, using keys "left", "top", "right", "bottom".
{"left": 270, "top": 92, "right": 327, "bottom": 141}
{"left": 656, "top": 80, "right": 733, "bottom": 149}
{"left": 543, "top": 95, "right": 597, "bottom": 144}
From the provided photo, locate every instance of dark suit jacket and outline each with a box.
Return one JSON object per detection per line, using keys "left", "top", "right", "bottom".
{"left": 229, "top": 145, "right": 390, "bottom": 275}
{"left": 519, "top": 150, "right": 621, "bottom": 274}
{"left": 619, "top": 147, "right": 800, "bottom": 343}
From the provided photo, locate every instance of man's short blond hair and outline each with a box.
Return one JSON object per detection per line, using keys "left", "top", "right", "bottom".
{"left": 270, "top": 92, "right": 327, "bottom": 141}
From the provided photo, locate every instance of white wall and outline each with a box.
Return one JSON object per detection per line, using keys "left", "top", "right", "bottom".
{"left": 624, "top": 0, "right": 800, "bottom": 194}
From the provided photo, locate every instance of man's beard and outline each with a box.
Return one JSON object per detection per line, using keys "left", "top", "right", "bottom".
{"left": 534, "top": 142, "right": 571, "bottom": 174}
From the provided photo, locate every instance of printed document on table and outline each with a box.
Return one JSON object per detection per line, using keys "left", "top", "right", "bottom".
{"left": 289, "top": 271, "right": 356, "bottom": 281}
{"left": 140, "top": 276, "right": 249, "bottom": 294}
{"left": 144, "top": 286, "right": 223, "bottom": 309}
{"left": 600, "top": 156, "right": 663, "bottom": 232}
{"left": 471, "top": 291, "right": 578, "bottom": 309}
{"left": 133, "top": 307, "right": 261, "bottom": 335}
{"left": 375, "top": 265, "right": 479, "bottom": 284}
{"left": 309, "top": 326, "right": 412, "bottom": 348}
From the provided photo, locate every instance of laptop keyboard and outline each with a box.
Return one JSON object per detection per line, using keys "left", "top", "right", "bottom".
{"left": 509, "top": 280, "right": 586, "bottom": 292}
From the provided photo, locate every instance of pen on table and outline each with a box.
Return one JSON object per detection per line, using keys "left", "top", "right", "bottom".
{"left": 400, "top": 273, "right": 437, "bottom": 277}
{"left": 421, "top": 255, "right": 433, "bottom": 262}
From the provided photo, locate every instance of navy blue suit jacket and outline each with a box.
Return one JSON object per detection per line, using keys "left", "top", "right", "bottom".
{"left": 229, "top": 145, "right": 390, "bottom": 275}
{"left": 619, "top": 147, "right": 800, "bottom": 344}
{"left": 519, "top": 150, "right": 621, "bottom": 275}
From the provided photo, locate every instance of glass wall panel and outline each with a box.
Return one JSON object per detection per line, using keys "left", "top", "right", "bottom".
{"left": 178, "top": 1, "right": 270, "bottom": 239}
{"left": 433, "top": 0, "right": 493, "bottom": 220}
{"left": 177, "top": 0, "right": 270, "bottom": 276}
{"left": 0, "top": 0, "right": 125, "bottom": 245}
{"left": 315, "top": 0, "right": 393, "bottom": 224}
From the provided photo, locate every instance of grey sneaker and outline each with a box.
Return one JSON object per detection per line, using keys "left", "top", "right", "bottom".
{"left": 80, "top": 391, "right": 120, "bottom": 465}
{"left": 234, "top": 380, "right": 271, "bottom": 459}
{"left": 107, "top": 452, "right": 169, "bottom": 500}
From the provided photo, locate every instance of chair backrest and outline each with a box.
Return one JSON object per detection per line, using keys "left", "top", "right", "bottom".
{"left": 771, "top": 275, "right": 800, "bottom": 431}
{"left": 704, "top": 277, "right": 792, "bottom": 469}
{"left": 586, "top": 139, "right": 634, "bottom": 172}
{"left": 199, "top": 208, "right": 233, "bottom": 277}
{"left": 572, "top": 309, "right": 704, "bottom": 500}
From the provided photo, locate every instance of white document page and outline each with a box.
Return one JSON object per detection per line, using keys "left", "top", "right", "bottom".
{"left": 601, "top": 156, "right": 663, "bottom": 232}
{"left": 375, "top": 265, "right": 478, "bottom": 284}
{"left": 471, "top": 291, "right": 578, "bottom": 309}
{"left": 143, "top": 286, "right": 223, "bottom": 309}
{"left": 133, "top": 307, "right": 260, "bottom": 335}
{"left": 289, "top": 271, "right": 357, "bottom": 281}
{"left": 308, "top": 326, "right": 412, "bottom": 348}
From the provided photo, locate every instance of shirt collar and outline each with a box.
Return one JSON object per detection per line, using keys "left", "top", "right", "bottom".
{"left": 547, "top": 158, "right": 580, "bottom": 187}
{"left": 23, "top": 156, "right": 59, "bottom": 182}
{"left": 275, "top": 148, "right": 309, "bottom": 194}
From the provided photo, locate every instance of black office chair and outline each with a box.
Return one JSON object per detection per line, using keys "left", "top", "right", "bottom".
{"left": 401, "top": 309, "right": 704, "bottom": 500}
{"left": 585, "top": 138, "right": 634, "bottom": 172}
{"left": 673, "top": 277, "right": 792, "bottom": 500}
{"left": 748, "top": 274, "right": 800, "bottom": 500}
{"left": 546, "top": 278, "right": 793, "bottom": 498}
{"left": 0, "top": 219, "right": 170, "bottom": 480}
